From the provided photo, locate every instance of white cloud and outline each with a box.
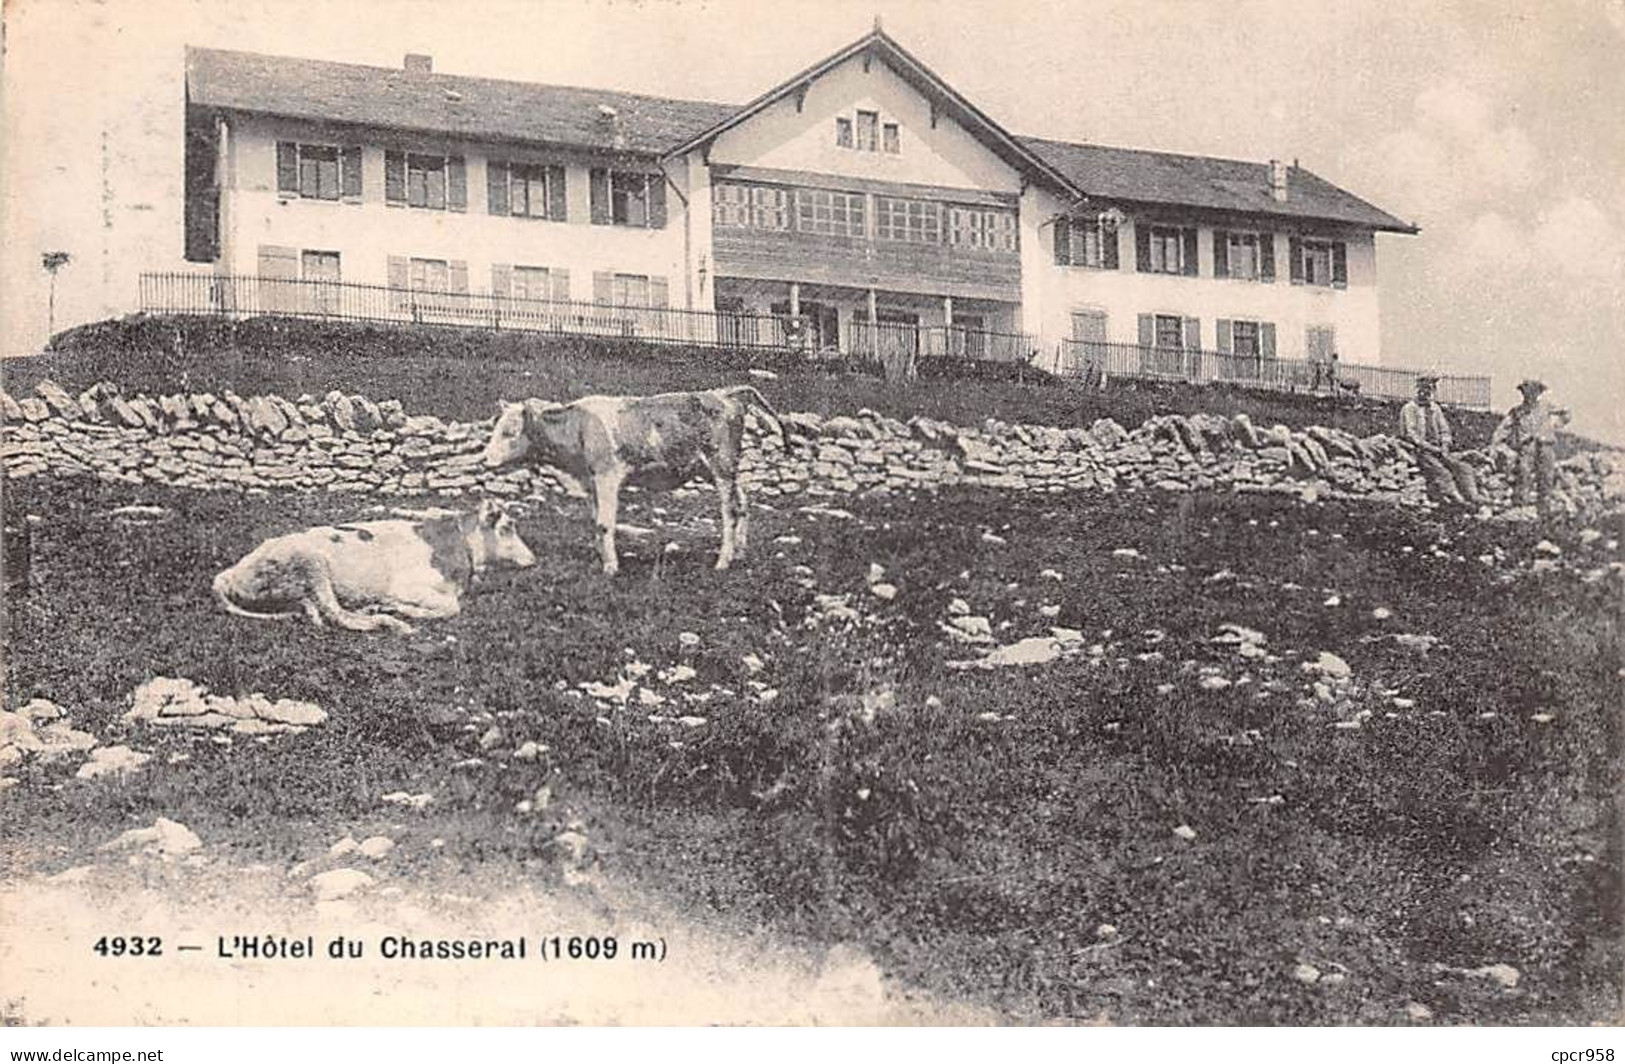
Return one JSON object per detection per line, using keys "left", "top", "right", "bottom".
{"left": 1375, "top": 81, "right": 1537, "bottom": 218}
{"left": 1531, "top": 196, "right": 1625, "bottom": 281}
{"left": 1456, "top": 197, "right": 1625, "bottom": 286}
{"left": 1606, "top": 0, "right": 1625, "bottom": 39}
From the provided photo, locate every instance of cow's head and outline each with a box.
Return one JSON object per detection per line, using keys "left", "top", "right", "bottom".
{"left": 482, "top": 399, "right": 571, "bottom": 468}
{"left": 469, "top": 498, "right": 536, "bottom": 569}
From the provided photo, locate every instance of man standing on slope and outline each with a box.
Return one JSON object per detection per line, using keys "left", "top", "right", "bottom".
{"left": 1399, "top": 375, "right": 1481, "bottom": 511}
{"left": 1491, "top": 379, "right": 1570, "bottom": 521}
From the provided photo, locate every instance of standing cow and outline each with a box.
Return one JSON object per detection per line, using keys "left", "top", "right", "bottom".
{"left": 213, "top": 499, "right": 536, "bottom": 633}
{"left": 481, "top": 385, "right": 785, "bottom": 574}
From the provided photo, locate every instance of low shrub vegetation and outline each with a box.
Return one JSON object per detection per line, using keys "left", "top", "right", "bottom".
{"left": 3, "top": 470, "right": 1619, "bottom": 1023}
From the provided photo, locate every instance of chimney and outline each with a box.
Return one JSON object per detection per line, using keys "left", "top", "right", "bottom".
{"left": 1268, "top": 159, "right": 1289, "bottom": 202}
{"left": 404, "top": 53, "right": 433, "bottom": 74}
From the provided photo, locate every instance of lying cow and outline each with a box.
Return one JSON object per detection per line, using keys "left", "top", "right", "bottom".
{"left": 482, "top": 385, "right": 785, "bottom": 574}
{"left": 212, "top": 500, "right": 536, "bottom": 633}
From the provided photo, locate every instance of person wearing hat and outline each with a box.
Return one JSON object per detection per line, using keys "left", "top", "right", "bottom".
{"left": 1399, "top": 374, "right": 1481, "bottom": 509}
{"left": 1491, "top": 379, "right": 1570, "bottom": 519}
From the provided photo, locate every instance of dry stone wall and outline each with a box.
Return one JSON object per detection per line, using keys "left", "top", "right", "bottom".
{"left": 2, "top": 379, "right": 1619, "bottom": 518}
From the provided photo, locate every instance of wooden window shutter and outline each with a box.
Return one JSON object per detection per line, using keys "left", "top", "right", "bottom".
{"left": 1212, "top": 230, "right": 1229, "bottom": 278}
{"left": 447, "top": 157, "right": 467, "bottom": 212}
{"left": 1135, "top": 224, "right": 1151, "bottom": 272}
{"left": 384, "top": 151, "right": 406, "bottom": 203}
{"left": 1053, "top": 218, "right": 1071, "bottom": 266}
{"left": 256, "top": 244, "right": 299, "bottom": 279}
{"left": 1332, "top": 242, "right": 1348, "bottom": 286}
{"left": 1289, "top": 237, "right": 1304, "bottom": 284}
{"left": 649, "top": 276, "right": 670, "bottom": 308}
{"left": 1260, "top": 322, "right": 1277, "bottom": 358}
{"left": 593, "top": 270, "right": 613, "bottom": 304}
{"left": 648, "top": 175, "right": 667, "bottom": 229}
{"left": 1137, "top": 313, "right": 1154, "bottom": 347}
{"left": 1215, "top": 319, "right": 1233, "bottom": 353}
{"left": 1181, "top": 228, "right": 1199, "bottom": 276}
{"left": 1102, "top": 223, "right": 1119, "bottom": 270}
{"left": 547, "top": 165, "right": 567, "bottom": 221}
{"left": 1182, "top": 317, "right": 1201, "bottom": 349}
{"left": 340, "top": 146, "right": 363, "bottom": 198}
{"left": 550, "top": 269, "right": 571, "bottom": 303}
{"left": 275, "top": 142, "right": 299, "bottom": 193}
{"left": 490, "top": 263, "right": 513, "bottom": 298}
{"left": 1259, "top": 233, "right": 1276, "bottom": 282}
{"left": 449, "top": 260, "right": 469, "bottom": 294}
{"left": 589, "top": 169, "right": 610, "bottom": 224}
{"left": 487, "top": 161, "right": 509, "bottom": 216}
{"left": 386, "top": 255, "right": 408, "bottom": 289}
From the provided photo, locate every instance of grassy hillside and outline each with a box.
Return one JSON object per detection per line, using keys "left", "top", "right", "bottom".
{"left": 3, "top": 314, "right": 1517, "bottom": 447}
{"left": 3, "top": 473, "right": 1619, "bottom": 1023}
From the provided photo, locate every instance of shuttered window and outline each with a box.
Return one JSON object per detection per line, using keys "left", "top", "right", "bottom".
{"left": 409, "top": 257, "right": 450, "bottom": 293}
{"left": 489, "top": 161, "right": 567, "bottom": 220}
{"left": 1154, "top": 314, "right": 1186, "bottom": 349}
{"left": 594, "top": 273, "right": 669, "bottom": 308}
{"left": 385, "top": 152, "right": 466, "bottom": 211}
{"left": 276, "top": 141, "right": 360, "bottom": 201}
{"left": 1136, "top": 224, "right": 1199, "bottom": 276}
{"left": 1057, "top": 215, "right": 1119, "bottom": 269}
{"left": 590, "top": 169, "right": 667, "bottom": 228}
{"left": 1214, "top": 230, "right": 1267, "bottom": 280}
{"left": 1291, "top": 237, "right": 1347, "bottom": 287}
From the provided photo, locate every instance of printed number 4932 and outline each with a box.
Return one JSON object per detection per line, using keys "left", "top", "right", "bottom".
{"left": 93, "top": 936, "right": 162, "bottom": 957}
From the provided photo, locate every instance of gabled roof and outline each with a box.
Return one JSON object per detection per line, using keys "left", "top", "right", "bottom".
{"left": 1021, "top": 136, "right": 1417, "bottom": 234}
{"left": 185, "top": 40, "right": 1417, "bottom": 234}
{"left": 661, "top": 28, "right": 1077, "bottom": 195}
{"left": 186, "top": 46, "right": 736, "bottom": 155}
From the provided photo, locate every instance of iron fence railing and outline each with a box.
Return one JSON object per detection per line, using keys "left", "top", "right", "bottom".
{"left": 139, "top": 272, "right": 801, "bottom": 350}
{"left": 138, "top": 272, "right": 1493, "bottom": 407}
{"left": 1057, "top": 339, "right": 1493, "bottom": 409}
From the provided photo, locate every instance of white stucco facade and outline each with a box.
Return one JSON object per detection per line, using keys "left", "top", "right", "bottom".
{"left": 217, "top": 114, "right": 688, "bottom": 305}
{"left": 84, "top": 32, "right": 1409, "bottom": 376}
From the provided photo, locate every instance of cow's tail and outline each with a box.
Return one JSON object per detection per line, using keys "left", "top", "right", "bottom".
{"left": 726, "top": 385, "right": 787, "bottom": 443}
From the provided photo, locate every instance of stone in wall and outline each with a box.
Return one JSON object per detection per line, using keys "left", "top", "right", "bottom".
{"left": 3, "top": 378, "right": 1620, "bottom": 519}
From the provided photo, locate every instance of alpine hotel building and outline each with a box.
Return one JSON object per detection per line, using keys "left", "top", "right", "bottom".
{"left": 179, "top": 28, "right": 1418, "bottom": 373}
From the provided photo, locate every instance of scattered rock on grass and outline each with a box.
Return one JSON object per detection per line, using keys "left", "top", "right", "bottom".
{"left": 102, "top": 817, "right": 202, "bottom": 860}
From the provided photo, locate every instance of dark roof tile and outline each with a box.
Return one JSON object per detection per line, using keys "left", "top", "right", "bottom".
{"left": 187, "top": 46, "right": 736, "bottom": 156}
{"left": 1019, "top": 135, "right": 1416, "bottom": 233}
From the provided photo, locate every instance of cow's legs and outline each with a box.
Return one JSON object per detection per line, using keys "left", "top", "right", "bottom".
{"left": 305, "top": 560, "right": 414, "bottom": 634}
{"left": 733, "top": 480, "right": 750, "bottom": 555}
{"left": 591, "top": 471, "right": 625, "bottom": 575}
{"left": 385, "top": 593, "right": 462, "bottom": 621}
{"left": 713, "top": 472, "right": 740, "bottom": 571}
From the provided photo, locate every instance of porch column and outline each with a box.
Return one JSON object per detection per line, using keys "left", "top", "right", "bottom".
{"left": 788, "top": 282, "right": 800, "bottom": 318}
{"left": 943, "top": 295, "right": 954, "bottom": 327}
{"left": 867, "top": 288, "right": 878, "bottom": 321}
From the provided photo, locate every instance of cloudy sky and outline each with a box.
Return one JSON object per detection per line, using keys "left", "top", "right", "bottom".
{"left": 4, "top": 0, "right": 1623, "bottom": 441}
